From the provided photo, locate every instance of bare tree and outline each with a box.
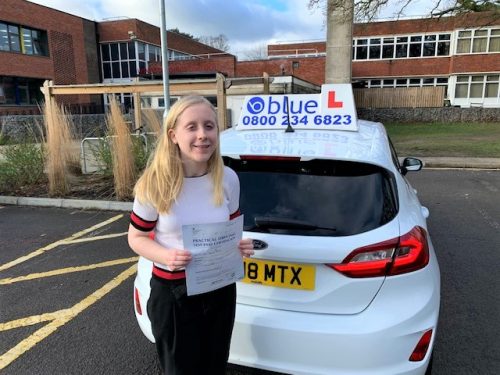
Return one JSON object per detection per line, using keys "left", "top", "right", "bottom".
{"left": 242, "top": 44, "right": 268, "bottom": 60}
{"left": 309, "top": 0, "right": 498, "bottom": 84}
{"left": 198, "top": 34, "right": 230, "bottom": 52}
{"left": 309, "top": 0, "right": 499, "bottom": 21}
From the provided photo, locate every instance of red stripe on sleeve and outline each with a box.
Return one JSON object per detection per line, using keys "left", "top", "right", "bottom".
{"left": 130, "top": 212, "right": 157, "bottom": 231}
{"left": 229, "top": 209, "right": 241, "bottom": 220}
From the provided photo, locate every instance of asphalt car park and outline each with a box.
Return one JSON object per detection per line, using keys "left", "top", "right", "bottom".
{"left": 1, "top": 168, "right": 499, "bottom": 375}
{"left": 0, "top": 207, "right": 155, "bottom": 374}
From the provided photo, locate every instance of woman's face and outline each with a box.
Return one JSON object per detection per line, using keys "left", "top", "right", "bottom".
{"left": 168, "top": 102, "right": 218, "bottom": 176}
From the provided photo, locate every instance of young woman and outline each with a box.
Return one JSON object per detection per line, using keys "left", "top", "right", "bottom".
{"left": 128, "top": 96, "right": 254, "bottom": 375}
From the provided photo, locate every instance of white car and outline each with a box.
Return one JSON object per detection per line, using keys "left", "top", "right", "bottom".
{"left": 133, "top": 119, "right": 440, "bottom": 375}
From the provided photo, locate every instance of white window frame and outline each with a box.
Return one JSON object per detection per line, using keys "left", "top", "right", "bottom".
{"left": 455, "top": 27, "right": 500, "bottom": 55}
{"left": 449, "top": 74, "right": 500, "bottom": 107}
{"left": 352, "top": 32, "right": 452, "bottom": 61}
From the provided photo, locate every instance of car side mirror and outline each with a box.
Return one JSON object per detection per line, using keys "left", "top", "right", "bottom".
{"left": 401, "top": 157, "right": 423, "bottom": 175}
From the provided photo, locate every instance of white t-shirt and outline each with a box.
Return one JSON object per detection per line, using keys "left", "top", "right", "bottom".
{"left": 130, "top": 166, "right": 240, "bottom": 271}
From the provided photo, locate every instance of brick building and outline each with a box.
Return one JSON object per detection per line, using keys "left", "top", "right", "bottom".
{"left": 266, "top": 11, "right": 499, "bottom": 108}
{"left": 0, "top": 0, "right": 228, "bottom": 115}
{"left": 97, "top": 18, "right": 229, "bottom": 109}
{"left": 0, "top": 0, "right": 101, "bottom": 114}
{"left": 139, "top": 11, "right": 500, "bottom": 109}
{"left": 1, "top": 0, "right": 498, "bottom": 114}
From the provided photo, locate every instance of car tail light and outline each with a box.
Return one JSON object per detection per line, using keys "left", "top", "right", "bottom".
{"left": 134, "top": 287, "right": 143, "bottom": 315}
{"left": 409, "top": 329, "right": 433, "bottom": 361}
{"left": 329, "top": 226, "right": 429, "bottom": 278}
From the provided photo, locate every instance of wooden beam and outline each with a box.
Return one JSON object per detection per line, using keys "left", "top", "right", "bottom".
{"left": 216, "top": 73, "right": 227, "bottom": 130}
{"left": 263, "top": 72, "right": 270, "bottom": 94}
{"left": 133, "top": 92, "right": 141, "bottom": 131}
{"left": 46, "top": 80, "right": 218, "bottom": 96}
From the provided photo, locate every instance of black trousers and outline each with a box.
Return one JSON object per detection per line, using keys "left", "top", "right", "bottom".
{"left": 147, "top": 274, "right": 236, "bottom": 375}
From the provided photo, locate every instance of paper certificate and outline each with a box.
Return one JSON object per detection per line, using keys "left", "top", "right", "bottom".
{"left": 183, "top": 215, "right": 244, "bottom": 296}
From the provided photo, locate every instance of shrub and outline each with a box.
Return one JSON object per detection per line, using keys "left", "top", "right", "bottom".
{"left": 0, "top": 142, "right": 45, "bottom": 191}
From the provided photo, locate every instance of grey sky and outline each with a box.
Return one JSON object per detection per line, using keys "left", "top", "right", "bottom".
{"left": 27, "top": 0, "right": 437, "bottom": 58}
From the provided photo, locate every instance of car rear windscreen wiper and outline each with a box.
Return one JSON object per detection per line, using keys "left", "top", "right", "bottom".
{"left": 248, "top": 216, "right": 336, "bottom": 232}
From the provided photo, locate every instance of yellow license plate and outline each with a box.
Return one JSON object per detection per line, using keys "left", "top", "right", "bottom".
{"left": 242, "top": 258, "right": 315, "bottom": 290}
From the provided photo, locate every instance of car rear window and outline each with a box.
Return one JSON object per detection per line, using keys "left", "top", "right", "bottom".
{"left": 224, "top": 158, "right": 398, "bottom": 237}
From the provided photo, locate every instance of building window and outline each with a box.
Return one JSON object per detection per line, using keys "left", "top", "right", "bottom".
{"left": 355, "top": 39, "right": 368, "bottom": 60}
{"left": 101, "top": 41, "right": 139, "bottom": 79}
{"left": 436, "top": 78, "right": 449, "bottom": 85}
{"left": 470, "top": 76, "right": 484, "bottom": 97}
{"left": 409, "top": 35, "right": 422, "bottom": 57}
{"left": 455, "top": 76, "right": 469, "bottom": 98}
{"left": 396, "top": 37, "right": 408, "bottom": 58}
{"left": 423, "top": 35, "right": 436, "bottom": 56}
{"left": 353, "top": 32, "right": 452, "bottom": 60}
{"left": 472, "top": 30, "right": 488, "bottom": 53}
{"left": 168, "top": 49, "right": 194, "bottom": 61}
{"left": 364, "top": 77, "right": 448, "bottom": 91}
{"left": 382, "top": 38, "right": 394, "bottom": 58}
{"left": 489, "top": 29, "right": 500, "bottom": 52}
{"left": 0, "top": 76, "right": 44, "bottom": 105}
{"left": 457, "top": 28, "right": 500, "bottom": 54}
{"left": 8, "top": 24, "right": 20, "bottom": 52}
{"left": 383, "top": 79, "right": 395, "bottom": 87}
{"left": 437, "top": 34, "right": 451, "bottom": 55}
{"left": 485, "top": 75, "right": 499, "bottom": 98}
{"left": 0, "top": 24, "right": 8, "bottom": 51}
{"left": 396, "top": 78, "right": 407, "bottom": 87}
{"left": 0, "top": 22, "right": 48, "bottom": 56}
{"left": 457, "top": 31, "right": 472, "bottom": 53}
{"left": 148, "top": 45, "right": 161, "bottom": 62}
{"left": 369, "top": 38, "right": 381, "bottom": 59}
{"left": 455, "top": 74, "right": 500, "bottom": 100}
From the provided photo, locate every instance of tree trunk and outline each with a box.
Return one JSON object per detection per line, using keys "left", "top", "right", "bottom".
{"left": 325, "top": 0, "right": 354, "bottom": 83}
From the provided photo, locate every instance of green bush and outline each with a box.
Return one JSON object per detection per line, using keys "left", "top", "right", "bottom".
{"left": 0, "top": 142, "right": 46, "bottom": 190}
{"left": 88, "top": 137, "right": 113, "bottom": 175}
{"left": 131, "top": 134, "right": 154, "bottom": 172}
{"left": 87, "top": 134, "right": 154, "bottom": 177}
{"left": 0, "top": 134, "right": 10, "bottom": 146}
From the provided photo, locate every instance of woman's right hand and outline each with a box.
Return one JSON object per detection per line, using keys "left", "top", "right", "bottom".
{"left": 163, "top": 249, "right": 192, "bottom": 270}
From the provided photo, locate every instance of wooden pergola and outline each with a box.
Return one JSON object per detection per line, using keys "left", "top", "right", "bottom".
{"left": 41, "top": 73, "right": 271, "bottom": 130}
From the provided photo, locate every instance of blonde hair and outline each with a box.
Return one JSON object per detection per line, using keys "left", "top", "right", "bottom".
{"left": 134, "top": 95, "right": 225, "bottom": 213}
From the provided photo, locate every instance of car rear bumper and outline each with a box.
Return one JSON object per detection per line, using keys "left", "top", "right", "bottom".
{"left": 229, "top": 260, "right": 440, "bottom": 375}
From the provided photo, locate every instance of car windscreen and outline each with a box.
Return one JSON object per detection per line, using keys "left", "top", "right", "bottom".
{"left": 224, "top": 157, "right": 398, "bottom": 237}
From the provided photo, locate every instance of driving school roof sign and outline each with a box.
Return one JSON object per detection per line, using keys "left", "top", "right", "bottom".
{"left": 237, "top": 84, "right": 358, "bottom": 131}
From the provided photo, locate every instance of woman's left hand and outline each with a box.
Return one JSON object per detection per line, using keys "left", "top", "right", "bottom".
{"left": 238, "top": 238, "right": 254, "bottom": 258}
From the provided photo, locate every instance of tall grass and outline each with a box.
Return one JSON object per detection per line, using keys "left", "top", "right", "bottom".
{"left": 107, "top": 96, "right": 136, "bottom": 200}
{"left": 44, "top": 100, "right": 78, "bottom": 196}
{"left": 142, "top": 109, "right": 162, "bottom": 134}
{"left": 0, "top": 116, "right": 8, "bottom": 145}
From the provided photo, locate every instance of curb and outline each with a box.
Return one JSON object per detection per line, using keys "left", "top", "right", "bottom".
{"left": 422, "top": 157, "right": 500, "bottom": 170}
{"left": 1, "top": 158, "right": 499, "bottom": 212}
{"left": 0, "top": 196, "right": 132, "bottom": 212}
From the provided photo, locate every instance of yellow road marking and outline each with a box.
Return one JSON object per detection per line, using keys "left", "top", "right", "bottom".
{"left": 0, "top": 257, "right": 138, "bottom": 285}
{"left": 0, "top": 310, "right": 70, "bottom": 332}
{"left": 63, "top": 232, "right": 127, "bottom": 244}
{"left": 0, "top": 214, "right": 124, "bottom": 272}
{"left": 0, "top": 263, "right": 137, "bottom": 371}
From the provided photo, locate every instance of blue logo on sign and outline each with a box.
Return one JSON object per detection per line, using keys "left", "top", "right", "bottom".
{"left": 247, "top": 97, "right": 265, "bottom": 114}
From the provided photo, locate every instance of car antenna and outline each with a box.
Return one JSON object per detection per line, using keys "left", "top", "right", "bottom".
{"left": 284, "top": 95, "right": 295, "bottom": 133}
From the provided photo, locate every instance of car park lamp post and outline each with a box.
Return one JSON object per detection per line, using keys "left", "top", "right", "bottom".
{"left": 159, "top": 0, "right": 171, "bottom": 120}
